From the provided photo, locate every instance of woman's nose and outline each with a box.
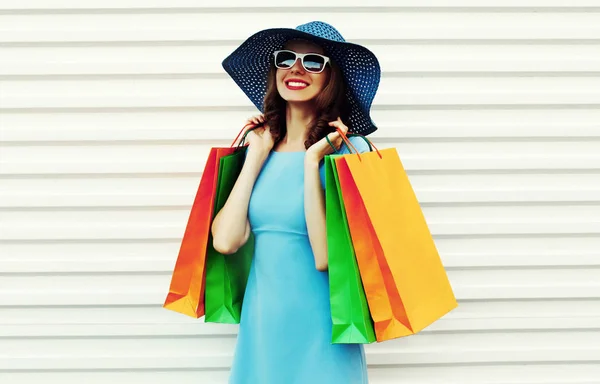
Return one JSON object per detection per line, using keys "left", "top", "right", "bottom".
{"left": 289, "top": 58, "right": 305, "bottom": 74}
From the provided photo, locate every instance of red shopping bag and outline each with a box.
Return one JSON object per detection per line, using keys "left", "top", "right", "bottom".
{"left": 163, "top": 125, "right": 254, "bottom": 318}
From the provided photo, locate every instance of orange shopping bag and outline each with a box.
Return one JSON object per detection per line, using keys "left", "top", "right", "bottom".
{"left": 334, "top": 131, "right": 458, "bottom": 341}
{"left": 163, "top": 125, "right": 254, "bottom": 318}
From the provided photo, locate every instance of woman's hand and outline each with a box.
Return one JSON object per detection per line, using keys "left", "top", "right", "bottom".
{"left": 239, "top": 114, "right": 275, "bottom": 157}
{"left": 245, "top": 114, "right": 265, "bottom": 128}
{"left": 305, "top": 117, "right": 349, "bottom": 164}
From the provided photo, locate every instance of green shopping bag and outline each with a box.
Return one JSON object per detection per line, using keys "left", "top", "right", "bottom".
{"left": 325, "top": 155, "right": 376, "bottom": 344}
{"left": 204, "top": 147, "right": 254, "bottom": 324}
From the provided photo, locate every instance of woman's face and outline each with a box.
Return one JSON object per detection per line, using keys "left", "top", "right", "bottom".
{"left": 275, "top": 40, "right": 330, "bottom": 103}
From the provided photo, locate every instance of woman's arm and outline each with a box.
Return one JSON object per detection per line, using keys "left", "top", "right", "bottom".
{"left": 305, "top": 119, "right": 371, "bottom": 271}
{"left": 304, "top": 118, "right": 354, "bottom": 271}
{"left": 211, "top": 148, "right": 268, "bottom": 254}
{"left": 211, "top": 118, "right": 273, "bottom": 254}
{"left": 303, "top": 157, "right": 329, "bottom": 271}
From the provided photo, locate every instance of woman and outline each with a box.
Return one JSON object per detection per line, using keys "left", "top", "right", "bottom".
{"left": 212, "top": 21, "right": 381, "bottom": 384}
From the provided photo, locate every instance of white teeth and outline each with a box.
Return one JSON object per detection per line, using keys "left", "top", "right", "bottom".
{"left": 287, "top": 81, "right": 308, "bottom": 87}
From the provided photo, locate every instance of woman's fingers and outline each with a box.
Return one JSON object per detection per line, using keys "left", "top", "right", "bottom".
{"left": 328, "top": 117, "right": 349, "bottom": 134}
{"left": 328, "top": 118, "right": 349, "bottom": 146}
{"left": 244, "top": 115, "right": 262, "bottom": 127}
{"left": 248, "top": 114, "right": 265, "bottom": 125}
{"left": 325, "top": 131, "right": 344, "bottom": 152}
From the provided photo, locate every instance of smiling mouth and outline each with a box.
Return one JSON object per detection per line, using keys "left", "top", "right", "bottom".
{"left": 285, "top": 80, "right": 309, "bottom": 90}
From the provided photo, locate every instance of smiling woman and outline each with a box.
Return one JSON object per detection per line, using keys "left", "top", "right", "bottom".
{"left": 213, "top": 21, "right": 381, "bottom": 384}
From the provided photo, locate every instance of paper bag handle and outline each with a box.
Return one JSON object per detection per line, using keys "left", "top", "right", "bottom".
{"left": 230, "top": 123, "right": 263, "bottom": 149}
{"left": 326, "top": 128, "right": 382, "bottom": 159}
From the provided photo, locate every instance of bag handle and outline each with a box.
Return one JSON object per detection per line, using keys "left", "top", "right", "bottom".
{"left": 347, "top": 133, "right": 372, "bottom": 151}
{"left": 230, "top": 123, "right": 262, "bottom": 149}
{"left": 348, "top": 133, "right": 383, "bottom": 159}
{"left": 326, "top": 128, "right": 382, "bottom": 159}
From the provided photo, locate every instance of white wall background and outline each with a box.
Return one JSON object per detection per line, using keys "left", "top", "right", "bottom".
{"left": 1, "top": 1, "right": 600, "bottom": 383}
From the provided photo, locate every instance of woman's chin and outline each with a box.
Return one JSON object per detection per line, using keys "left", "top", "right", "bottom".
{"left": 277, "top": 86, "right": 315, "bottom": 102}
{"left": 280, "top": 92, "right": 317, "bottom": 103}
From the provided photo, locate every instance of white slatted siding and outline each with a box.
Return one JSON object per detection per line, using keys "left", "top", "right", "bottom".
{"left": 1, "top": 1, "right": 600, "bottom": 383}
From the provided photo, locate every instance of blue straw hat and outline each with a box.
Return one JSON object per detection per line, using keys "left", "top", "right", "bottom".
{"left": 222, "top": 21, "right": 381, "bottom": 136}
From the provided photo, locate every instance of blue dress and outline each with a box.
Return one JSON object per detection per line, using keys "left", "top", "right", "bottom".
{"left": 228, "top": 136, "right": 371, "bottom": 384}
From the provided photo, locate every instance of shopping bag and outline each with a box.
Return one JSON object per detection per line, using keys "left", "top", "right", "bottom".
{"left": 334, "top": 131, "right": 458, "bottom": 341}
{"left": 163, "top": 124, "right": 255, "bottom": 318}
{"left": 204, "top": 147, "right": 254, "bottom": 324}
{"left": 163, "top": 147, "right": 236, "bottom": 318}
{"left": 325, "top": 155, "right": 376, "bottom": 344}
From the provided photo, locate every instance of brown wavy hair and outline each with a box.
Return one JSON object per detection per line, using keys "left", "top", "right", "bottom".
{"left": 262, "top": 55, "right": 351, "bottom": 149}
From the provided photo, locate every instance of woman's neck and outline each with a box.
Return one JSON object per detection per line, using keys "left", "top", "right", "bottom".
{"left": 280, "top": 102, "right": 316, "bottom": 150}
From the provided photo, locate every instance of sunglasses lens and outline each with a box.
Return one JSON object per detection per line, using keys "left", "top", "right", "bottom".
{"left": 275, "top": 51, "right": 297, "bottom": 69}
{"left": 303, "top": 55, "right": 326, "bottom": 72}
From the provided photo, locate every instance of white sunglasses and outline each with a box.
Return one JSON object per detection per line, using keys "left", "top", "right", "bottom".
{"left": 272, "top": 50, "right": 331, "bottom": 74}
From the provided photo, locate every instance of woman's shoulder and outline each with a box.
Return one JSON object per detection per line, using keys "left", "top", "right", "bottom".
{"left": 338, "top": 135, "right": 372, "bottom": 155}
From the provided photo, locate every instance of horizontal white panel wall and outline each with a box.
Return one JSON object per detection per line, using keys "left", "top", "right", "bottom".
{"left": 1, "top": 13, "right": 599, "bottom": 42}
{"left": 2, "top": 45, "right": 600, "bottom": 76}
{"left": 2, "top": 0, "right": 600, "bottom": 8}
{"left": 3, "top": 78, "right": 600, "bottom": 109}
{"left": 1, "top": 1, "right": 600, "bottom": 384}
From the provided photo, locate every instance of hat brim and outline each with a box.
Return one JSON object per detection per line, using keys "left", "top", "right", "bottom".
{"left": 222, "top": 27, "right": 380, "bottom": 136}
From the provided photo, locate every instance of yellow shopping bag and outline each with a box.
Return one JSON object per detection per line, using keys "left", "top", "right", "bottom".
{"left": 334, "top": 131, "right": 458, "bottom": 341}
